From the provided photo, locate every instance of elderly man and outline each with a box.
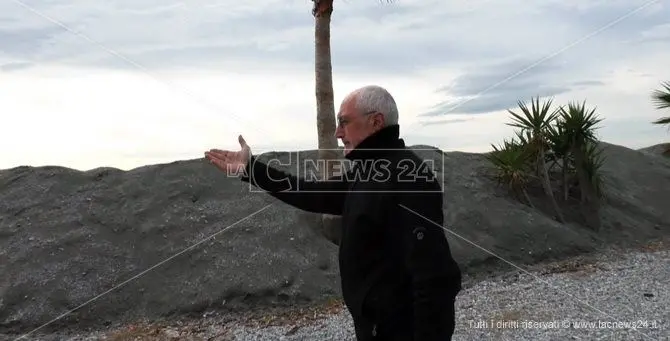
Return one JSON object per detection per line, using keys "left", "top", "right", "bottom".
{"left": 205, "top": 85, "right": 462, "bottom": 341}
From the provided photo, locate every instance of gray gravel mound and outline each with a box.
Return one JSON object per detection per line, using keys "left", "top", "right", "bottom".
{"left": 0, "top": 141, "right": 668, "bottom": 337}
{"left": 0, "top": 158, "right": 341, "bottom": 335}
{"left": 638, "top": 143, "right": 670, "bottom": 158}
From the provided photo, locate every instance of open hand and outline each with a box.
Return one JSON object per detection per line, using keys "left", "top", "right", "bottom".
{"left": 205, "top": 135, "right": 252, "bottom": 176}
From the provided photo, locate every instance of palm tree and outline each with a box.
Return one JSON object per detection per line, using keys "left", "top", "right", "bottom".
{"left": 486, "top": 137, "right": 536, "bottom": 208}
{"left": 311, "top": 0, "right": 392, "bottom": 245}
{"left": 557, "top": 101, "right": 604, "bottom": 231}
{"left": 582, "top": 140, "right": 606, "bottom": 199}
{"left": 313, "top": 0, "right": 339, "bottom": 171}
{"left": 507, "top": 97, "right": 565, "bottom": 223}
{"left": 311, "top": 0, "right": 394, "bottom": 166}
{"left": 651, "top": 81, "right": 670, "bottom": 127}
{"left": 312, "top": 0, "right": 342, "bottom": 246}
{"left": 546, "top": 120, "right": 573, "bottom": 201}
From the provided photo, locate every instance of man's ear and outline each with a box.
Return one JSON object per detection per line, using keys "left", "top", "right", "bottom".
{"left": 372, "top": 113, "right": 385, "bottom": 128}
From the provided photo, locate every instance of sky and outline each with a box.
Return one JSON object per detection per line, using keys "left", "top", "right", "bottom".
{"left": 1, "top": 0, "right": 669, "bottom": 171}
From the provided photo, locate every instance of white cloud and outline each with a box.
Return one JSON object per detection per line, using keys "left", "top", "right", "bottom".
{"left": 0, "top": 0, "right": 669, "bottom": 170}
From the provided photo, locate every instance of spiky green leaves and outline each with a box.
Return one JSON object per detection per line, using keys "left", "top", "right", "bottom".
{"left": 507, "top": 97, "right": 559, "bottom": 135}
{"left": 651, "top": 81, "right": 670, "bottom": 126}
{"left": 486, "top": 138, "right": 535, "bottom": 191}
{"left": 487, "top": 96, "right": 607, "bottom": 226}
{"left": 557, "top": 101, "right": 603, "bottom": 145}
{"left": 651, "top": 81, "right": 670, "bottom": 110}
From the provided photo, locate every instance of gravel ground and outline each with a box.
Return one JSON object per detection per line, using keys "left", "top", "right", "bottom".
{"left": 4, "top": 245, "right": 668, "bottom": 341}
{"left": 229, "top": 246, "right": 670, "bottom": 341}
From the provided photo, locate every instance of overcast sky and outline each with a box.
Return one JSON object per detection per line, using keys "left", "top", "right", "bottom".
{"left": 1, "top": 0, "right": 669, "bottom": 170}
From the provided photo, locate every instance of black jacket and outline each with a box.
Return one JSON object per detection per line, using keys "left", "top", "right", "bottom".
{"left": 241, "top": 124, "right": 462, "bottom": 340}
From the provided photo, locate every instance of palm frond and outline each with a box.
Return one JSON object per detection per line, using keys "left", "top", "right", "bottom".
{"left": 546, "top": 117, "right": 571, "bottom": 159}
{"left": 583, "top": 142, "right": 607, "bottom": 197}
{"left": 651, "top": 81, "right": 670, "bottom": 110}
{"left": 506, "top": 97, "right": 559, "bottom": 135}
{"left": 486, "top": 138, "right": 535, "bottom": 190}
{"left": 558, "top": 100, "right": 603, "bottom": 145}
{"left": 513, "top": 129, "right": 533, "bottom": 148}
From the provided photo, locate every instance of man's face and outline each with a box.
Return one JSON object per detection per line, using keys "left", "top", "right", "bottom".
{"left": 335, "top": 98, "right": 384, "bottom": 155}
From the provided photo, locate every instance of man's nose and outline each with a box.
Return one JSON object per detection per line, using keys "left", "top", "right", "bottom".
{"left": 334, "top": 125, "right": 343, "bottom": 138}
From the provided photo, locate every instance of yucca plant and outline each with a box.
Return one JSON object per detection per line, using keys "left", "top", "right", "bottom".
{"left": 558, "top": 101, "right": 603, "bottom": 200}
{"left": 507, "top": 96, "right": 565, "bottom": 222}
{"left": 558, "top": 100, "right": 604, "bottom": 231}
{"left": 651, "top": 81, "right": 670, "bottom": 127}
{"left": 583, "top": 141, "right": 606, "bottom": 198}
{"left": 513, "top": 129, "right": 533, "bottom": 146}
{"left": 512, "top": 128, "right": 538, "bottom": 167}
{"left": 486, "top": 137, "right": 536, "bottom": 208}
{"left": 651, "top": 82, "right": 670, "bottom": 157}
{"left": 546, "top": 118, "right": 574, "bottom": 201}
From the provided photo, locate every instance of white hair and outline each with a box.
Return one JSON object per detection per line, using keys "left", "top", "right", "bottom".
{"left": 346, "top": 85, "right": 399, "bottom": 126}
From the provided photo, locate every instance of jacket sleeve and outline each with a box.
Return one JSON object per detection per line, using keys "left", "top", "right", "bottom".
{"left": 390, "top": 188, "right": 462, "bottom": 341}
{"left": 240, "top": 155, "right": 348, "bottom": 215}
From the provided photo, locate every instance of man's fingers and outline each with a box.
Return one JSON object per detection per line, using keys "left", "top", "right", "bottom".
{"left": 204, "top": 151, "right": 218, "bottom": 162}
{"left": 207, "top": 149, "right": 232, "bottom": 160}
{"left": 208, "top": 149, "right": 228, "bottom": 155}
{"left": 205, "top": 151, "right": 245, "bottom": 173}
{"left": 207, "top": 156, "right": 227, "bottom": 171}
{"left": 212, "top": 159, "right": 246, "bottom": 175}
{"left": 238, "top": 135, "right": 247, "bottom": 149}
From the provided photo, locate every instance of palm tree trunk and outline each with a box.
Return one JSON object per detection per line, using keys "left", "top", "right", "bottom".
{"left": 314, "top": 0, "right": 339, "bottom": 175}
{"left": 573, "top": 144, "right": 601, "bottom": 231}
{"left": 573, "top": 144, "right": 588, "bottom": 204}
{"left": 314, "top": 0, "right": 341, "bottom": 245}
{"left": 539, "top": 148, "right": 565, "bottom": 223}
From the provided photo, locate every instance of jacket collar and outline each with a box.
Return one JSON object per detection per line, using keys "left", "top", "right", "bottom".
{"left": 344, "top": 124, "right": 405, "bottom": 161}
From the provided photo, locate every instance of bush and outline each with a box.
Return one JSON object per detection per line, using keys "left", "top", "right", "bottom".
{"left": 487, "top": 96, "right": 606, "bottom": 230}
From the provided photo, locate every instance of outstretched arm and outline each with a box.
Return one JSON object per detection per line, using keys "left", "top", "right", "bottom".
{"left": 205, "top": 135, "right": 348, "bottom": 216}
{"left": 241, "top": 155, "right": 348, "bottom": 215}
